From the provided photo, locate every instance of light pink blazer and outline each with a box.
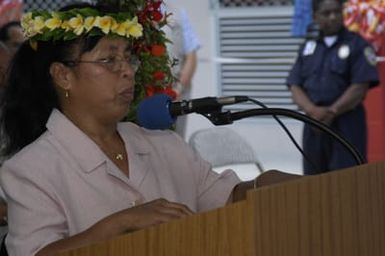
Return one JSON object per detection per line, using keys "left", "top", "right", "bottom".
{"left": 0, "top": 109, "right": 240, "bottom": 255}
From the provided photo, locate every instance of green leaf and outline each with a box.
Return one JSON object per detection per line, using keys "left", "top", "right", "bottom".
{"left": 77, "top": 7, "right": 100, "bottom": 17}
{"left": 63, "top": 32, "right": 77, "bottom": 40}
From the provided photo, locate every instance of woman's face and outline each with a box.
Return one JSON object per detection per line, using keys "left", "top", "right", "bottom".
{"left": 314, "top": 0, "right": 344, "bottom": 36}
{"left": 66, "top": 37, "right": 137, "bottom": 121}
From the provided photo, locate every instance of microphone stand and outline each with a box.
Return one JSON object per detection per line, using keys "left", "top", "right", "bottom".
{"left": 203, "top": 108, "right": 365, "bottom": 166}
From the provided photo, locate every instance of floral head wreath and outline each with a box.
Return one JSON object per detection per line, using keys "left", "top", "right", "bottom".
{"left": 21, "top": 8, "right": 144, "bottom": 42}
{"left": 21, "top": 0, "right": 177, "bottom": 122}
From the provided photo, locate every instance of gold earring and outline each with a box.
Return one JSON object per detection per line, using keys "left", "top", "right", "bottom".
{"left": 65, "top": 90, "right": 69, "bottom": 98}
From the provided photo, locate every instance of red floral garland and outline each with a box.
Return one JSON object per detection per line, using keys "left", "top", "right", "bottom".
{"left": 135, "top": 0, "right": 177, "bottom": 100}
{"left": 121, "top": 0, "right": 177, "bottom": 122}
{"left": 344, "top": 0, "right": 385, "bottom": 51}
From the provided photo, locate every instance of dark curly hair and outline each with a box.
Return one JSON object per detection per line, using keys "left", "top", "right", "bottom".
{"left": 312, "top": 0, "right": 344, "bottom": 13}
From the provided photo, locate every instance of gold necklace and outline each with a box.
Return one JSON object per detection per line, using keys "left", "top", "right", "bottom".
{"left": 115, "top": 153, "right": 124, "bottom": 160}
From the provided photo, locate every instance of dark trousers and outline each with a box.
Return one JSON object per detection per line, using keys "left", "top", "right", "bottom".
{"left": 302, "top": 106, "right": 367, "bottom": 175}
{"left": 302, "top": 122, "right": 366, "bottom": 175}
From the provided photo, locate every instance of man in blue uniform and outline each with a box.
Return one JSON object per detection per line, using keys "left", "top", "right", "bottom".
{"left": 287, "top": 0, "right": 379, "bottom": 174}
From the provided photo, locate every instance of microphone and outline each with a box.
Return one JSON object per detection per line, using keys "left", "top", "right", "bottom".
{"left": 137, "top": 94, "right": 248, "bottom": 130}
{"left": 136, "top": 94, "right": 365, "bottom": 167}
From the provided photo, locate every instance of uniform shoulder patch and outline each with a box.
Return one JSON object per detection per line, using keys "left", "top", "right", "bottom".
{"left": 302, "top": 41, "right": 317, "bottom": 56}
{"left": 364, "top": 46, "right": 377, "bottom": 66}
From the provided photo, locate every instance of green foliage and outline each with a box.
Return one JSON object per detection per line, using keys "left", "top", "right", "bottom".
{"left": 98, "top": 0, "right": 176, "bottom": 122}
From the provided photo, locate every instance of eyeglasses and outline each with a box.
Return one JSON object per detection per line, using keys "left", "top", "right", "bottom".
{"left": 62, "top": 55, "right": 141, "bottom": 73}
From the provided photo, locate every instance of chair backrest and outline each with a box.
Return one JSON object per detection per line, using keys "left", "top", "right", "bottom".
{"left": 188, "top": 127, "right": 263, "bottom": 172}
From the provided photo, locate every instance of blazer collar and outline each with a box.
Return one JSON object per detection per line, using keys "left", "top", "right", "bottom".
{"left": 46, "top": 109, "right": 152, "bottom": 174}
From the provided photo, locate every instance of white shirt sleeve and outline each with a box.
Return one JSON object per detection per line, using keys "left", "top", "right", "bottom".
{"left": 180, "top": 9, "right": 201, "bottom": 54}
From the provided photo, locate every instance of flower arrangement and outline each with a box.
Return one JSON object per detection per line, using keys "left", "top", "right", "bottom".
{"left": 343, "top": 0, "right": 385, "bottom": 51}
{"left": 21, "top": 0, "right": 177, "bottom": 122}
{"left": 128, "top": 0, "right": 177, "bottom": 121}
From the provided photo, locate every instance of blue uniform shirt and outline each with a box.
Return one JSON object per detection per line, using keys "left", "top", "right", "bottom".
{"left": 287, "top": 28, "right": 379, "bottom": 174}
{"left": 287, "top": 28, "right": 379, "bottom": 105}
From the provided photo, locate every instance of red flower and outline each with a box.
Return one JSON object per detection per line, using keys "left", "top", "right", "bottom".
{"left": 137, "top": 12, "right": 147, "bottom": 24}
{"left": 163, "top": 86, "right": 177, "bottom": 100}
{"left": 146, "top": 85, "right": 164, "bottom": 96}
{"left": 153, "top": 71, "right": 165, "bottom": 81}
{"left": 152, "top": 1, "right": 162, "bottom": 10}
{"left": 145, "top": 85, "right": 176, "bottom": 100}
{"left": 151, "top": 44, "right": 166, "bottom": 56}
{"left": 146, "top": 85, "right": 155, "bottom": 96}
{"left": 151, "top": 11, "right": 163, "bottom": 22}
{"left": 134, "top": 42, "right": 150, "bottom": 54}
{"left": 146, "top": 1, "right": 162, "bottom": 11}
{"left": 139, "top": 1, "right": 163, "bottom": 23}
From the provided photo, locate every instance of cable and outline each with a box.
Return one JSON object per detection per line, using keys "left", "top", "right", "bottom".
{"left": 219, "top": 108, "right": 365, "bottom": 166}
{"left": 246, "top": 98, "right": 319, "bottom": 171}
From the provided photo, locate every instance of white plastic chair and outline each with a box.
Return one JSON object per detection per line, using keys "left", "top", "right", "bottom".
{"left": 188, "top": 127, "right": 263, "bottom": 180}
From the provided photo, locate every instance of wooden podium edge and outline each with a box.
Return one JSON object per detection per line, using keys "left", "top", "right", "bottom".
{"left": 247, "top": 160, "right": 385, "bottom": 256}
{"left": 60, "top": 161, "right": 385, "bottom": 256}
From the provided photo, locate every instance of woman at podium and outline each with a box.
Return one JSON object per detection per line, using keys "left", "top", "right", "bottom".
{"left": 0, "top": 2, "right": 290, "bottom": 255}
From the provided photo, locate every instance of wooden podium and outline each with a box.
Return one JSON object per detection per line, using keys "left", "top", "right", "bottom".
{"left": 60, "top": 161, "right": 385, "bottom": 256}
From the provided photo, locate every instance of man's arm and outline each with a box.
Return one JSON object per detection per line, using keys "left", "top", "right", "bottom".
{"left": 177, "top": 50, "right": 197, "bottom": 94}
{"left": 289, "top": 85, "right": 317, "bottom": 114}
{"left": 328, "top": 83, "right": 369, "bottom": 116}
{"left": 289, "top": 85, "right": 334, "bottom": 125}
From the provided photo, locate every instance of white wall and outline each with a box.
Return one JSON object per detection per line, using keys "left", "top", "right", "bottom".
{"left": 177, "top": 0, "right": 303, "bottom": 175}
